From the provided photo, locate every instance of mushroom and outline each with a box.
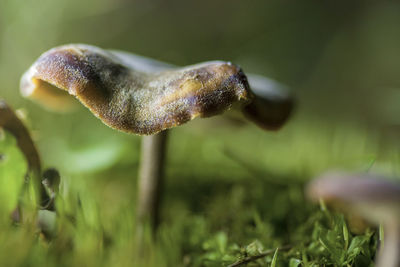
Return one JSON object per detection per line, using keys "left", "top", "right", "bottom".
{"left": 306, "top": 171, "right": 400, "bottom": 267}
{"left": 20, "top": 44, "right": 294, "bottom": 232}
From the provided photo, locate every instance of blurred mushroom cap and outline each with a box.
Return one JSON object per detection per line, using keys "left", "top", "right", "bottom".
{"left": 307, "top": 171, "right": 400, "bottom": 224}
{"left": 243, "top": 74, "right": 294, "bottom": 130}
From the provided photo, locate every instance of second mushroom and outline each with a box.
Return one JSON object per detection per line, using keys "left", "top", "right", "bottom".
{"left": 307, "top": 171, "right": 400, "bottom": 267}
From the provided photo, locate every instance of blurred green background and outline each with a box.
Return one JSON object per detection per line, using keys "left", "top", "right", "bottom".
{"left": 0, "top": 0, "right": 400, "bottom": 266}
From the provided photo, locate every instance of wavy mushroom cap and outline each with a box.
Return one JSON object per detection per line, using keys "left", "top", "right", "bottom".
{"left": 21, "top": 44, "right": 252, "bottom": 135}
{"left": 307, "top": 171, "right": 400, "bottom": 224}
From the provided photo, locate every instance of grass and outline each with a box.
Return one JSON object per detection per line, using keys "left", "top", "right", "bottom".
{"left": 0, "top": 108, "right": 386, "bottom": 267}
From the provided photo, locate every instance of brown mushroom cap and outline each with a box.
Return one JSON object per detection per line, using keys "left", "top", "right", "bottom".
{"left": 307, "top": 171, "right": 400, "bottom": 225}
{"left": 21, "top": 44, "right": 295, "bottom": 135}
{"left": 21, "top": 44, "right": 252, "bottom": 135}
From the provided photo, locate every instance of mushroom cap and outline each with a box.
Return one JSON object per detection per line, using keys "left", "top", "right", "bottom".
{"left": 307, "top": 171, "right": 400, "bottom": 225}
{"left": 21, "top": 44, "right": 251, "bottom": 135}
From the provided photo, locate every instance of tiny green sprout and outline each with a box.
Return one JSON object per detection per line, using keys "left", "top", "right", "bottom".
{"left": 271, "top": 247, "right": 279, "bottom": 267}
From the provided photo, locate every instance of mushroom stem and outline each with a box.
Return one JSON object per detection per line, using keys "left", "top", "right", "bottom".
{"left": 376, "top": 221, "right": 400, "bottom": 267}
{"left": 137, "top": 130, "right": 168, "bottom": 233}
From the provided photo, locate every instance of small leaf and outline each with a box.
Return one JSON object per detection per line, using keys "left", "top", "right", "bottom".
{"left": 245, "top": 240, "right": 264, "bottom": 256}
{"left": 289, "top": 258, "right": 302, "bottom": 267}
{"left": 343, "top": 220, "right": 349, "bottom": 251}
{"left": 215, "top": 232, "right": 228, "bottom": 254}
{"left": 347, "top": 235, "right": 370, "bottom": 261}
{"left": 271, "top": 248, "right": 279, "bottom": 267}
{"left": 0, "top": 131, "right": 27, "bottom": 214}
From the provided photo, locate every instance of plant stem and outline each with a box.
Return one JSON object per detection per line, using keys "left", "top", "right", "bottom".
{"left": 137, "top": 130, "right": 168, "bottom": 233}
{"left": 227, "top": 245, "right": 292, "bottom": 267}
{"left": 0, "top": 100, "right": 50, "bottom": 220}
